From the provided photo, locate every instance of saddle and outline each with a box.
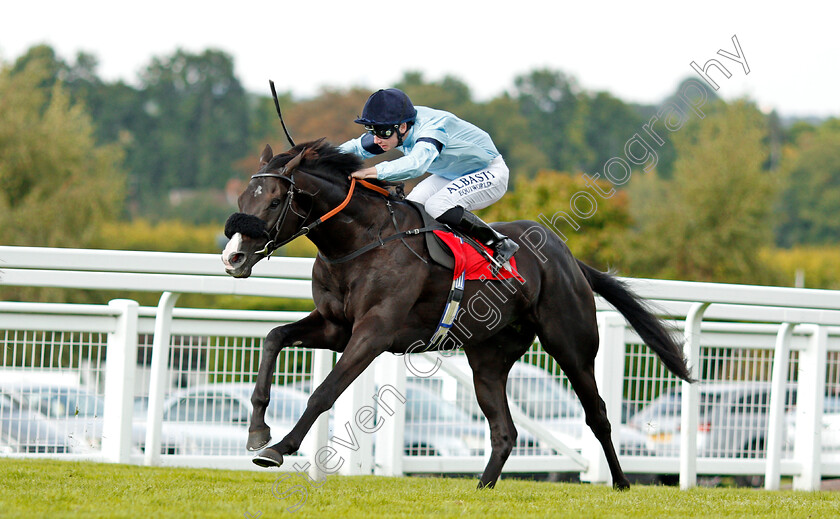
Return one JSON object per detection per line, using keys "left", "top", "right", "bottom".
{"left": 405, "top": 200, "right": 456, "bottom": 270}
{"left": 333, "top": 179, "right": 511, "bottom": 277}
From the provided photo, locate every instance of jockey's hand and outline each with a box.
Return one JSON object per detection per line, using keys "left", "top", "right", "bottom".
{"left": 350, "top": 167, "right": 378, "bottom": 180}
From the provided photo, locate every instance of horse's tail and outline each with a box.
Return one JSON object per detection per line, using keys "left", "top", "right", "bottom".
{"left": 576, "top": 259, "right": 694, "bottom": 382}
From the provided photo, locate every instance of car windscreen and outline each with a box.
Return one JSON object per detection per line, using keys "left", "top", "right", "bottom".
{"left": 506, "top": 376, "right": 583, "bottom": 420}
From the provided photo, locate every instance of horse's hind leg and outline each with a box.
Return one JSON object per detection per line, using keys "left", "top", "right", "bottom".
{"left": 537, "top": 319, "right": 631, "bottom": 490}
{"left": 248, "top": 310, "right": 349, "bottom": 451}
{"left": 465, "top": 344, "right": 523, "bottom": 489}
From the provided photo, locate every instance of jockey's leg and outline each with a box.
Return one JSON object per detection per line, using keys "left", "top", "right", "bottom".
{"left": 423, "top": 156, "right": 518, "bottom": 274}
{"left": 436, "top": 206, "right": 519, "bottom": 274}
{"left": 405, "top": 175, "right": 451, "bottom": 205}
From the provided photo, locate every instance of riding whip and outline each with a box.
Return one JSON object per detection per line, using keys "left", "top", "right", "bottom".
{"left": 269, "top": 80, "right": 295, "bottom": 148}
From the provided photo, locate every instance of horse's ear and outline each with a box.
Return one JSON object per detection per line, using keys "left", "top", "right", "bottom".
{"left": 259, "top": 144, "right": 273, "bottom": 167}
{"left": 285, "top": 148, "right": 307, "bottom": 172}
{"left": 300, "top": 138, "right": 327, "bottom": 161}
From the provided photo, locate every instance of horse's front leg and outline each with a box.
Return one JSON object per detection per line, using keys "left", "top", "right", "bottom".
{"left": 253, "top": 315, "right": 391, "bottom": 467}
{"left": 248, "top": 310, "right": 349, "bottom": 451}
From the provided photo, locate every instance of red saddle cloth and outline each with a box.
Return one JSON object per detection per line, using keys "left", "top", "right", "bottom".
{"left": 433, "top": 230, "right": 524, "bottom": 282}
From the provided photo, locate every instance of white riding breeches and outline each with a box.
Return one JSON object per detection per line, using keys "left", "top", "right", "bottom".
{"left": 405, "top": 156, "right": 510, "bottom": 218}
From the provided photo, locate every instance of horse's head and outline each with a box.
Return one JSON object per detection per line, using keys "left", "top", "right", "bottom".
{"left": 221, "top": 143, "right": 311, "bottom": 277}
{"left": 221, "top": 139, "right": 361, "bottom": 278}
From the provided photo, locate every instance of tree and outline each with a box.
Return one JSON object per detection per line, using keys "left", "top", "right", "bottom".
{"left": 478, "top": 170, "right": 631, "bottom": 270}
{"left": 646, "top": 77, "right": 722, "bottom": 179}
{"left": 395, "top": 71, "right": 549, "bottom": 179}
{"left": 0, "top": 59, "right": 125, "bottom": 247}
{"left": 583, "top": 91, "right": 646, "bottom": 174}
{"left": 135, "top": 49, "right": 250, "bottom": 202}
{"left": 625, "top": 100, "right": 781, "bottom": 284}
{"left": 513, "top": 69, "right": 593, "bottom": 173}
{"left": 776, "top": 118, "right": 840, "bottom": 246}
{"left": 464, "top": 94, "right": 550, "bottom": 179}
{"left": 395, "top": 71, "right": 473, "bottom": 111}
{"left": 285, "top": 87, "right": 372, "bottom": 145}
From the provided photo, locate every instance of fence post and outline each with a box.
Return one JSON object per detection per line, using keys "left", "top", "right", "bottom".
{"left": 373, "top": 354, "right": 407, "bottom": 476}
{"left": 680, "top": 302, "right": 709, "bottom": 490}
{"left": 102, "top": 299, "right": 139, "bottom": 464}
{"left": 765, "top": 322, "right": 795, "bottom": 490}
{"left": 305, "top": 349, "right": 334, "bottom": 481}
{"left": 582, "top": 311, "right": 626, "bottom": 485}
{"left": 333, "top": 353, "right": 376, "bottom": 475}
{"left": 144, "top": 291, "right": 180, "bottom": 465}
{"left": 793, "top": 324, "right": 827, "bottom": 490}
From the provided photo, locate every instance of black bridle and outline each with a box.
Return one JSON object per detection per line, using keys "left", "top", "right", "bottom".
{"left": 234, "top": 166, "right": 434, "bottom": 264}
{"left": 248, "top": 169, "right": 314, "bottom": 259}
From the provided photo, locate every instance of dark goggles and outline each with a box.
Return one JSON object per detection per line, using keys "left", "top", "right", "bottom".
{"left": 364, "top": 125, "right": 398, "bottom": 139}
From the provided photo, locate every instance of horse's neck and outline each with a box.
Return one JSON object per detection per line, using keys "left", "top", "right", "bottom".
{"left": 305, "top": 188, "right": 397, "bottom": 261}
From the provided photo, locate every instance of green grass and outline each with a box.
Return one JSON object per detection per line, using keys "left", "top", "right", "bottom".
{"left": 2, "top": 459, "right": 839, "bottom": 518}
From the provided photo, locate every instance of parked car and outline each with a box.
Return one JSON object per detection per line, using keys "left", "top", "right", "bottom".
{"left": 7, "top": 384, "right": 105, "bottom": 451}
{"left": 290, "top": 378, "right": 510, "bottom": 457}
{"left": 784, "top": 395, "right": 840, "bottom": 453}
{"left": 0, "top": 389, "right": 78, "bottom": 454}
{"left": 628, "top": 382, "right": 790, "bottom": 459}
{"left": 408, "top": 356, "right": 651, "bottom": 457}
{"left": 403, "top": 381, "right": 486, "bottom": 456}
{"left": 133, "top": 383, "right": 309, "bottom": 456}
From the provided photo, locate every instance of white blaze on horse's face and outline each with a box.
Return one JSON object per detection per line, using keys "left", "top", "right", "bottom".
{"left": 221, "top": 232, "right": 243, "bottom": 270}
{"left": 254, "top": 186, "right": 263, "bottom": 197}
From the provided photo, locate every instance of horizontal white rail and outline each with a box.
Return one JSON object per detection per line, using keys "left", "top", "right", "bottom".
{"left": 3, "top": 246, "right": 840, "bottom": 490}
{"left": 0, "top": 246, "right": 315, "bottom": 278}
{"left": 4, "top": 245, "right": 840, "bottom": 310}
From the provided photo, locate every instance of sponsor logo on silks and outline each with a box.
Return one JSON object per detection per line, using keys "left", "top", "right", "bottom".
{"left": 456, "top": 182, "right": 489, "bottom": 197}
{"left": 446, "top": 170, "right": 496, "bottom": 194}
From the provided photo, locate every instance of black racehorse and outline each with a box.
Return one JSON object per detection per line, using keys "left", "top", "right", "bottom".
{"left": 221, "top": 139, "right": 692, "bottom": 489}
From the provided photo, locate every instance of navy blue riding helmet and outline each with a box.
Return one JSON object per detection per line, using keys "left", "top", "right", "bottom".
{"left": 354, "top": 89, "right": 417, "bottom": 145}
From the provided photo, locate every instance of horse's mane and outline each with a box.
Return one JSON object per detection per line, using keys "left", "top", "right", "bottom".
{"left": 265, "top": 138, "right": 404, "bottom": 199}
{"left": 266, "top": 138, "right": 363, "bottom": 177}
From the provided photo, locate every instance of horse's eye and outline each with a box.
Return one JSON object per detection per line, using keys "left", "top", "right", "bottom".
{"left": 269, "top": 198, "right": 282, "bottom": 208}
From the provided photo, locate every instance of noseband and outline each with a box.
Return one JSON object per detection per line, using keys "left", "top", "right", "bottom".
{"left": 247, "top": 169, "right": 310, "bottom": 258}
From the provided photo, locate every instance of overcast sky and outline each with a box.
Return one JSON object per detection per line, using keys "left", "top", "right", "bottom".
{"left": 1, "top": 1, "right": 835, "bottom": 119}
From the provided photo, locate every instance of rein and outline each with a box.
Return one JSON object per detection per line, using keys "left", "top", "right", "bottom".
{"left": 251, "top": 168, "right": 420, "bottom": 261}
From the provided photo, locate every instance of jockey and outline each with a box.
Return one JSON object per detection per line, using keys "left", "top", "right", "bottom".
{"left": 340, "top": 88, "right": 519, "bottom": 273}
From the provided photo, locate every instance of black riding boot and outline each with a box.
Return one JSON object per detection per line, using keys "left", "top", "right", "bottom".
{"left": 437, "top": 206, "right": 519, "bottom": 274}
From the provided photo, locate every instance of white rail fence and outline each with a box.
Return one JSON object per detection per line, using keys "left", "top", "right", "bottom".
{"left": 1, "top": 246, "right": 840, "bottom": 491}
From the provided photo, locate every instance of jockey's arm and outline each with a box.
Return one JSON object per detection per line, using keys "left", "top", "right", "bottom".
{"left": 369, "top": 141, "right": 440, "bottom": 182}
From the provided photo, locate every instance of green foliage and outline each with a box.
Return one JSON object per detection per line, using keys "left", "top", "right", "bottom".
{"left": 134, "top": 49, "right": 250, "bottom": 202}
{"left": 513, "top": 69, "right": 593, "bottom": 172}
{"left": 583, "top": 91, "right": 646, "bottom": 173}
{"left": 478, "top": 170, "right": 632, "bottom": 270}
{"left": 395, "top": 71, "right": 549, "bottom": 179}
{"left": 463, "top": 94, "right": 550, "bottom": 178}
{"left": 89, "top": 219, "right": 222, "bottom": 253}
{"left": 5, "top": 44, "right": 840, "bottom": 289}
{"left": 625, "top": 100, "right": 782, "bottom": 284}
{"left": 776, "top": 118, "right": 840, "bottom": 246}
{"left": 395, "top": 71, "right": 474, "bottom": 111}
{"left": 0, "top": 58, "right": 125, "bottom": 248}
{"left": 761, "top": 246, "right": 840, "bottom": 290}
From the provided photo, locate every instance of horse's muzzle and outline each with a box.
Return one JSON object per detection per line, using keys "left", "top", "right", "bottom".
{"left": 225, "top": 212, "right": 268, "bottom": 239}
{"left": 221, "top": 232, "right": 253, "bottom": 278}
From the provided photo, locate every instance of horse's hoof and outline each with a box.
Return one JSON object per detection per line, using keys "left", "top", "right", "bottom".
{"left": 253, "top": 448, "right": 284, "bottom": 468}
{"left": 614, "top": 480, "right": 631, "bottom": 491}
{"left": 247, "top": 428, "right": 271, "bottom": 451}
